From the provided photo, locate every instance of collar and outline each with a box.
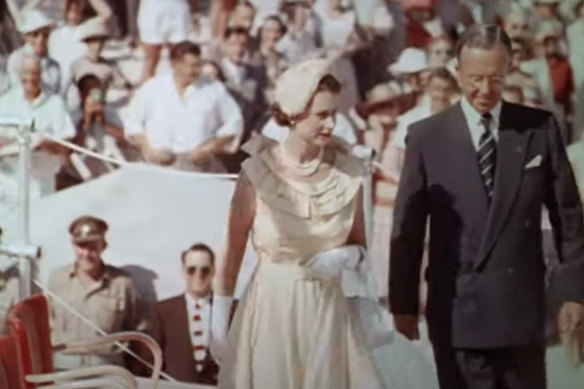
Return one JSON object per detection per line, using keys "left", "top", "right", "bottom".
{"left": 68, "top": 261, "right": 109, "bottom": 280}
{"left": 15, "top": 87, "right": 50, "bottom": 108}
{"left": 460, "top": 96, "right": 502, "bottom": 129}
{"left": 185, "top": 292, "right": 212, "bottom": 308}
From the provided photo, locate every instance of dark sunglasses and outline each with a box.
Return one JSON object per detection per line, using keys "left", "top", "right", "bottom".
{"left": 186, "top": 266, "right": 212, "bottom": 277}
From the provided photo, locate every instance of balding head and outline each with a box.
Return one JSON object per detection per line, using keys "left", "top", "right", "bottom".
{"left": 504, "top": 10, "right": 530, "bottom": 40}
{"left": 18, "top": 53, "right": 42, "bottom": 99}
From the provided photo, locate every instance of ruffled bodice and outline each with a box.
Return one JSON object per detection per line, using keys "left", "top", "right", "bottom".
{"left": 241, "top": 136, "right": 364, "bottom": 265}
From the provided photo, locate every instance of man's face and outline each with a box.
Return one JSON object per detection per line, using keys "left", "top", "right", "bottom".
{"left": 173, "top": 53, "right": 202, "bottom": 85}
{"left": 428, "top": 39, "right": 453, "bottom": 67}
{"left": 25, "top": 27, "right": 51, "bottom": 57}
{"left": 183, "top": 250, "right": 214, "bottom": 297}
{"left": 505, "top": 13, "right": 530, "bottom": 40}
{"left": 428, "top": 76, "right": 456, "bottom": 113}
{"left": 457, "top": 45, "right": 509, "bottom": 114}
{"left": 73, "top": 239, "right": 106, "bottom": 274}
{"left": 86, "top": 38, "right": 105, "bottom": 60}
{"left": 536, "top": 4, "right": 557, "bottom": 20}
{"left": 542, "top": 36, "right": 560, "bottom": 57}
{"left": 224, "top": 33, "right": 249, "bottom": 65}
{"left": 232, "top": 4, "right": 255, "bottom": 31}
{"left": 19, "top": 60, "right": 41, "bottom": 97}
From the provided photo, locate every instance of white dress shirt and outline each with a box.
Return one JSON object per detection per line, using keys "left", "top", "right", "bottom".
{"left": 7, "top": 45, "right": 61, "bottom": 94}
{"left": 125, "top": 73, "right": 243, "bottom": 154}
{"left": 393, "top": 96, "right": 433, "bottom": 150}
{"left": 185, "top": 293, "right": 211, "bottom": 363}
{"left": 460, "top": 97, "right": 501, "bottom": 150}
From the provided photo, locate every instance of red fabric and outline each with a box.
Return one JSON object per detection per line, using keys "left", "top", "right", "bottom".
{"left": 7, "top": 294, "right": 55, "bottom": 389}
{"left": 406, "top": 21, "right": 433, "bottom": 48}
{"left": 0, "top": 335, "right": 26, "bottom": 389}
{"left": 547, "top": 56, "right": 574, "bottom": 104}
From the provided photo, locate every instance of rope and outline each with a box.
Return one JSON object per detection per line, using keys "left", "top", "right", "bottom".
{"left": 40, "top": 133, "right": 239, "bottom": 181}
{"left": 34, "top": 279, "right": 178, "bottom": 383}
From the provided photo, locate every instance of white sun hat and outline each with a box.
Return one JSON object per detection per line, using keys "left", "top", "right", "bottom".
{"left": 388, "top": 48, "right": 428, "bottom": 75}
{"left": 17, "top": 8, "right": 54, "bottom": 34}
{"left": 77, "top": 18, "right": 110, "bottom": 42}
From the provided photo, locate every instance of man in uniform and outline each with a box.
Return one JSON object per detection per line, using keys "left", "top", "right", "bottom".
{"left": 48, "top": 215, "right": 143, "bottom": 370}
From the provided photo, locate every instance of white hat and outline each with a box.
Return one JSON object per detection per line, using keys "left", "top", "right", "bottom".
{"left": 17, "top": 9, "right": 53, "bottom": 34}
{"left": 77, "top": 19, "right": 110, "bottom": 41}
{"left": 388, "top": 48, "right": 428, "bottom": 75}
{"left": 534, "top": 0, "right": 559, "bottom": 4}
{"left": 274, "top": 58, "right": 334, "bottom": 118}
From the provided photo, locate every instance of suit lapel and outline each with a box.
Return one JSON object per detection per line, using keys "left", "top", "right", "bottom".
{"left": 474, "top": 102, "right": 532, "bottom": 270}
{"left": 177, "top": 295, "right": 198, "bottom": 366}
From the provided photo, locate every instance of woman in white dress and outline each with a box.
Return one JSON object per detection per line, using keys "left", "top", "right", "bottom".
{"left": 211, "top": 58, "right": 438, "bottom": 389}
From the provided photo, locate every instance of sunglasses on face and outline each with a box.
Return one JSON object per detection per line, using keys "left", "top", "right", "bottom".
{"left": 186, "top": 265, "right": 212, "bottom": 277}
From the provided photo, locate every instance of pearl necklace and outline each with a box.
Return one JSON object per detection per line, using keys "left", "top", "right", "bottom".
{"left": 279, "top": 142, "right": 324, "bottom": 177}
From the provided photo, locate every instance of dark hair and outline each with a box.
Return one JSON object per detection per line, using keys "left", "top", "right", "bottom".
{"left": 223, "top": 26, "right": 250, "bottom": 40}
{"left": 259, "top": 15, "right": 287, "bottom": 38}
{"left": 272, "top": 74, "right": 341, "bottom": 127}
{"left": 181, "top": 243, "right": 215, "bottom": 265}
{"left": 76, "top": 73, "right": 103, "bottom": 105}
{"left": 202, "top": 59, "right": 226, "bottom": 83}
{"left": 170, "top": 41, "right": 201, "bottom": 62}
{"left": 455, "top": 24, "right": 512, "bottom": 59}
{"left": 427, "top": 66, "right": 457, "bottom": 87}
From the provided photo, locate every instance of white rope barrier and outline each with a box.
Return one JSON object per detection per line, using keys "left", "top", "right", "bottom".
{"left": 34, "top": 278, "right": 178, "bottom": 383}
{"left": 40, "top": 133, "right": 239, "bottom": 181}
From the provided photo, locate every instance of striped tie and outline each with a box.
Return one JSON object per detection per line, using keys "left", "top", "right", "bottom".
{"left": 477, "top": 113, "right": 496, "bottom": 201}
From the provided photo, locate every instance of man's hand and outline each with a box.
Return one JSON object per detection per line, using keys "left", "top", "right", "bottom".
{"left": 393, "top": 314, "right": 420, "bottom": 341}
{"left": 143, "top": 146, "right": 176, "bottom": 166}
{"left": 558, "top": 301, "right": 584, "bottom": 332}
{"left": 187, "top": 146, "right": 213, "bottom": 166}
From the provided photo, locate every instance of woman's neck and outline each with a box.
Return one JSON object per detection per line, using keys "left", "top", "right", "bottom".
{"left": 282, "top": 132, "right": 321, "bottom": 163}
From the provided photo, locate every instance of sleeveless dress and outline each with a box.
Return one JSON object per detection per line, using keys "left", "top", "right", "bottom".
{"left": 218, "top": 137, "right": 439, "bottom": 389}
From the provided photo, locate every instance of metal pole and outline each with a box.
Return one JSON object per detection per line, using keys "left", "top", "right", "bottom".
{"left": 16, "top": 121, "right": 32, "bottom": 300}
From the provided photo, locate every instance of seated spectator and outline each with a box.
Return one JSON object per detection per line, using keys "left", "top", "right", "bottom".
{"left": 201, "top": 60, "right": 226, "bottom": 83}
{"left": 65, "top": 18, "right": 131, "bottom": 108}
{"left": 126, "top": 42, "right": 243, "bottom": 172}
{"left": 0, "top": 54, "right": 75, "bottom": 198}
{"left": 503, "top": 7, "right": 532, "bottom": 41}
{"left": 137, "top": 0, "right": 193, "bottom": 83}
{"left": 388, "top": 48, "right": 429, "bottom": 112}
{"left": 533, "top": 0, "right": 564, "bottom": 33}
{"left": 506, "top": 38, "right": 542, "bottom": 101}
{"left": 277, "top": 1, "right": 320, "bottom": 64}
{"left": 403, "top": 0, "right": 443, "bottom": 49}
{"left": 142, "top": 243, "right": 220, "bottom": 385}
{"left": 7, "top": 8, "right": 60, "bottom": 93}
{"left": 48, "top": 216, "right": 143, "bottom": 370}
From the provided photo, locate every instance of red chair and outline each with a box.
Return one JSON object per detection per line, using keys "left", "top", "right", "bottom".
{"left": 0, "top": 334, "right": 26, "bottom": 389}
{"left": 7, "top": 294, "right": 162, "bottom": 389}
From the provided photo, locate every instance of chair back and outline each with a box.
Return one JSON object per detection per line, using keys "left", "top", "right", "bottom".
{"left": 0, "top": 334, "right": 26, "bottom": 389}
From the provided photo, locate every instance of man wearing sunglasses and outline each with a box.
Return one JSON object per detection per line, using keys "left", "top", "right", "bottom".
{"left": 144, "top": 243, "right": 220, "bottom": 385}
{"left": 47, "top": 215, "right": 142, "bottom": 370}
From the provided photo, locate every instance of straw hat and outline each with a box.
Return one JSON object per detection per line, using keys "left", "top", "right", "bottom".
{"left": 274, "top": 58, "right": 334, "bottom": 118}
{"left": 17, "top": 8, "right": 53, "bottom": 34}
{"left": 388, "top": 48, "right": 428, "bottom": 75}
{"left": 77, "top": 19, "right": 110, "bottom": 42}
{"left": 356, "top": 82, "right": 402, "bottom": 118}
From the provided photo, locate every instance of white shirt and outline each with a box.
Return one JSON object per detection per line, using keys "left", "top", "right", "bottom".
{"left": 7, "top": 45, "right": 61, "bottom": 94}
{"left": 125, "top": 73, "right": 243, "bottom": 154}
{"left": 393, "top": 97, "right": 433, "bottom": 150}
{"left": 0, "top": 88, "right": 75, "bottom": 198}
{"left": 221, "top": 58, "right": 245, "bottom": 89}
{"left": 48, "top": 24, "right": 88, "bottom": 92}
{"left": 185, "top": 293, "right": 211, "bottom": 361}
{"left": 460, "top": 97, "right": 501, "bottom": 150}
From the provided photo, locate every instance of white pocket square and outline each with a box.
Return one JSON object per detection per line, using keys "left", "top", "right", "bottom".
{"left": 524, "top": 155, "right": 542, "bottom": 169}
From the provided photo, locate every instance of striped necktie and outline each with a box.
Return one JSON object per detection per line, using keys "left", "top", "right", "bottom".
{"left": 477, "top": 112, "right": 496, "bottom": 201}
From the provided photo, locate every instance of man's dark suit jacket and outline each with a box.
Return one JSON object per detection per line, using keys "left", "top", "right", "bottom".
{"left": 148, "top": 295, "right": 219, "bottom": 385}
{"left": 389, "top": 101, "right": 584, "bottom": 349}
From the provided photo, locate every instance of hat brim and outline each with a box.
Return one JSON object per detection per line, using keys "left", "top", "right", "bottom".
{"left": 73, "top": 235, "right": 105, "bottom": 244}
{"left": 20, "top": 23, "right": 53, "bottom": 34}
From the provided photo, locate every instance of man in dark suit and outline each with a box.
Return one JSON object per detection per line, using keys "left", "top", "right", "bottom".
{"left": 389, "top": 24, "right": 584, "bottom": 389}
{"left": 146, "top": 243, "right": 219, "bottom": 385}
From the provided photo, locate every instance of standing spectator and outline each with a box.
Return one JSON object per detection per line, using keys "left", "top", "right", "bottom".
{"left": 403, "top": 0, "right": 443, "bottom": 49}
{"left": 48, "top": 216, "right": 143, "bottom": 370}
{"left": 250, "top": 15, "right": 288, "bottom": 90}
{"left": 143, "top": 244, "right": 220, "bottom": 385}
{"left": 533, "top": 0, "right": 564, "bottom": 32}
{"left": 0, "top": 0, "right": 22, "bottom": 55}
{"left": 277, "top": 1, "right": 320, "bottom": 64}
{"left": 219, "top": 27, "right": 269, "bottom": 137}
{"left": 126, "top": 42, "right": 243, "bottom": 172}
{"left": 569, "top": 0, "right": 584, "bottom": 142}
{"left": 427, "top": 36, "right": 454, "bottom": 68}
{"left": 49, "top": 0, "right": 88, "bottom": 94}
{"left": 0, "top": 54, "right": 75, "bottom": 198}
{"left": 137, "top": 0, "right": 193, "bottom": 83}
{"left": 389, "top": 47, "right": 429, "bottom": 111}
{"left": 393, "top": 67, "right": 459, "bottom": 168}
{"left": 7, "top": 8, "right": 60, "bottom": 93}
{"left": 506, "top": 38, "right": 542, "bottom": 102}
{"left": 567, "top": 130, "right": 584, "bottom": 204}
{"left": 503, "top": 8, "right": 532, "bottom": 41}
{"left": 227, "top": 1, "right": 257, "bottom": 32}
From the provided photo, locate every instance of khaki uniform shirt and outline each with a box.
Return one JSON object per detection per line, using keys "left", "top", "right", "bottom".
{"left": 48, "top": 263, "right": 142, "bottom": 369}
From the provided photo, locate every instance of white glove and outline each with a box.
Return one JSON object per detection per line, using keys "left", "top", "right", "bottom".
{"left": 210, "top": 295, "right": 233, "bottom": 364}
{"left": 307, "top": 245, "right": 365, "bottom": 277}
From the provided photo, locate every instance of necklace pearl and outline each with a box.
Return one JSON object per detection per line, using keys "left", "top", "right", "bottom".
{"left": 279, "top": 142, "right": 324, "bottom": 177}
